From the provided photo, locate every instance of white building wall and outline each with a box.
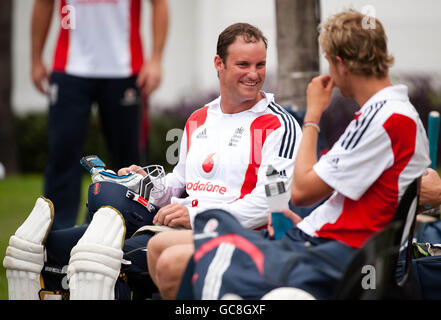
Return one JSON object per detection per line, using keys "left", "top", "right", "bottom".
{"left": 320, "top": 0, "right": 441, "bottom": 76}
{"left": 11, "top": 0, "right": 441, "bottom": 114}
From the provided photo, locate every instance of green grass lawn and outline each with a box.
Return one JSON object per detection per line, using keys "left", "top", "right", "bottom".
{"left": 0, "top": 174, "right": 90, "bottom": 300}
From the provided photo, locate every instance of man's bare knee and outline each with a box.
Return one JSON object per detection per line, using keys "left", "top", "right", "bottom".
{"left": 149, "top": 230, "right": 193, "bottom": 254}
{"left": 147, "top": 233, "right": 163, "bottom": 263}
{"left": 147, "top": 234, "right": 162, "bottom": 285}
{"left": 156, "top": 244, "right": 193, "bottom": 299}
{"left": 147, "top": 230, "right": 194, "bottom": 285}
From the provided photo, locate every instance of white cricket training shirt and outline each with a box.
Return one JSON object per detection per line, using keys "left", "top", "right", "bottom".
{"left": 155, "top": 92, "right": 302, "bottom": 230}
{"left": 297, "top": 85, "right": 430, "bottom": 248}
{"left": 53, "top": 0, "right": 143, "bottom": 78}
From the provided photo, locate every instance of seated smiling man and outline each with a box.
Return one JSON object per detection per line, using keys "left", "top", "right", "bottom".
{"left": 2, "top": 23, "right": 301, "bottom": 300}
{"left": 149, "top": 9, "right": 430, "bottom": 300}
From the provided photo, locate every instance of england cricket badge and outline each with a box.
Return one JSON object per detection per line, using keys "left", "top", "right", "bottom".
{"left": 203, "top": 218, "right": 219, "bottom": 233}
{"left": 121, "top": 88, "right": 138, "bottom": 106}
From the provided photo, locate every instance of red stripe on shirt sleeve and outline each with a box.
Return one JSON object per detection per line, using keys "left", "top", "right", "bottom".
{"left": 130, "top": 0, "right": 143, "bottom": 75}
{"left": 185, "top": 106, "right": 209, "bottom": 153}
{"left": 239, "top": 114, "right": 281, "bottom": 199}
{"left": 52, "top": 0, "right": 70, "bottom": 72}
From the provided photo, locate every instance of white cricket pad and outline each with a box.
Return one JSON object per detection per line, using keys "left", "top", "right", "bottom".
{"left": 67, "top": 206, "right": 126, "bottom": 300}
{"left": 261, "top": 287, "right": 316, "bottom": 300}
{"left": 2, "top": 197, "right": 54, "bottom": 300}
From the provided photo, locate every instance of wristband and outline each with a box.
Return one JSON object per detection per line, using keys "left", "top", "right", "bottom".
{"left": 302, "top": 121, "right": 320, "bottom": 133}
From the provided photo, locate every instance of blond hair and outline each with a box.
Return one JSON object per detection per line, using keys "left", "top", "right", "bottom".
{"left": 318, "top": 9, "right": 394, "bottom": 78}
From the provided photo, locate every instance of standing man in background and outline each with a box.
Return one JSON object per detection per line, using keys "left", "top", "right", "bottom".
{"left": 31, "top": 0, "right": 168, "bottom": 229}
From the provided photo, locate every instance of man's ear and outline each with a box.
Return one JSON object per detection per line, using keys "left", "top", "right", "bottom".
{"left": 335, "top": 56, "right": 347, "bottom": 75}
{"left": 214, "top": 55, "right": 224, "bottom": 72}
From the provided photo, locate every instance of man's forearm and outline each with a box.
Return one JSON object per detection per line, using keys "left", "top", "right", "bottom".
{"left": 150, "top": 0, "right": 168, "bottom": 62}
{"left": 291, "top": 124, "right": 320, "bottom": 199}
{"left": 290, "top": 75, "right": 335, "bottom": 205}
{"left": 31, "top": 0, "right": 54, "bottom": 63}
{"left": 294, "top": 125, "right": 319, "bottom": 177}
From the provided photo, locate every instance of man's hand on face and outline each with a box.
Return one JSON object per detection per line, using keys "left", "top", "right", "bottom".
{"left": 305, "top": 74, "right": 335, "bottom": 122}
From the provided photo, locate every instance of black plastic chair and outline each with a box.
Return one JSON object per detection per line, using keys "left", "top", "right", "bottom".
{"left": 333, "top": 178, "right": 422, "bottom": 299}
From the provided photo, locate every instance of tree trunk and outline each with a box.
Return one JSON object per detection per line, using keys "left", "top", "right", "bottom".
{"left": 0, "top": 0, "right": 19, "bottom": 175}
{"left": 275, "top": 0, "right": 320, "bottom": 111}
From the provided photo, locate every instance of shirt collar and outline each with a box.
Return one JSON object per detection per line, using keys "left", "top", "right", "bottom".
{"left": 208, "top": 91, "right": 274, "bottom": 114}
{"left": 358, "top": 84, "right": 409, "bottom": 114}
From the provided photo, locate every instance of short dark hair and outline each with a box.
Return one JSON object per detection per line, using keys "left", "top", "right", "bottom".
{"left": 216, "top": 23, "right": 268, "bottom": 62}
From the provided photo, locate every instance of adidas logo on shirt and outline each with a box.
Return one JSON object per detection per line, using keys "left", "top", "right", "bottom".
{"left": 278, "top": 169, "right": 287, "bottom": 179}
{"left": 331, "top": 157, "right": 340, "bottom": 169}
{"left": 197, "top": 128, "right": 207, "bottom": 139}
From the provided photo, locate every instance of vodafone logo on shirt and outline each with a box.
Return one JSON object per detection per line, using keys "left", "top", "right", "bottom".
{"left": 188, "top": 152, "right": 227, "bottom": 195}
{"left": 198, "top": 152, "right": 218, "bottom": 178}
{"left": 186, "top": 181, "right": 227, "bottom": 195}
{"left": 202, "top": 153, "right": 215, "bottom": 174}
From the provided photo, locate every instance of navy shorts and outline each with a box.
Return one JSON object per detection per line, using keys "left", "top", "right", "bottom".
{"left": 190, "top": 209, "right": 355, "bottom": 299}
